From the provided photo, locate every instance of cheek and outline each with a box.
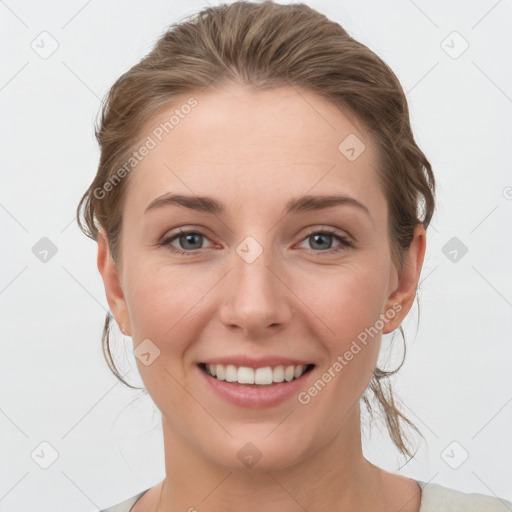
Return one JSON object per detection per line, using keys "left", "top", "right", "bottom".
{"left": 309, "top": 263, "right": 388, "bottom": 383}
{"left": 311, "top": 262, "right": 389, "bottom": 339}
{"left": 123, "top": 264, "right": 206, "bottom": 412}
{"left": 123, "top": 261, "right": 204, "bottom": 345}
{"left": 294, "top": 273, "right": 385, "bottom": 425}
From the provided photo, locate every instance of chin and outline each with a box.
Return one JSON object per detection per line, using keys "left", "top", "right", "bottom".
{"left": 200, "top": 429, "right": 314, "bottom": 473}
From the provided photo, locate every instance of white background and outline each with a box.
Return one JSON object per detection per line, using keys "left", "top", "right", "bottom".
{"left": 1, "top": 0, "right": 511, "bottom": 510}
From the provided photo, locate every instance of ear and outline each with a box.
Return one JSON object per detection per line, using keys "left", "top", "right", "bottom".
{"left": 382, "top": 223, "right": 427, "bottom": 334}
{"left": 96, "top": 227, "right": 131, "bottom": 336}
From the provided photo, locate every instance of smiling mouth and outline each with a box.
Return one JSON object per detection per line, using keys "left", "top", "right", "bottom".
{"left": 198, "top": 363, "right": 315, "bottom": 386}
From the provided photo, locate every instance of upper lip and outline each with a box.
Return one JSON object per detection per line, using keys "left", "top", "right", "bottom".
{"left": 200, "top": 356, "right": 314, "bottom": 368}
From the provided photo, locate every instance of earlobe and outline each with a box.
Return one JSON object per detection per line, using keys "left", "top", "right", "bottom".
{"left": 382, "top": 223, "right": 427, "bottom": 334}
{"left": 96, "top": 228, "right": 131, "bottom": 334}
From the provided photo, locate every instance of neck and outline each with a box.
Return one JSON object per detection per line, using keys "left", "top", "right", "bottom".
{"left": 155, "top": 404, "right": 386, "bottom": 512}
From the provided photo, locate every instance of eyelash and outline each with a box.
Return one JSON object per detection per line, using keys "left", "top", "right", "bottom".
{"left": 159, "top": 228, "right": 354, "bottom": 256}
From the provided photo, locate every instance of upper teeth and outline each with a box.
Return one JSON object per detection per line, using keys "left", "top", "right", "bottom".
{"left": 204, "top": 364, "right": 308, "bottom": 385}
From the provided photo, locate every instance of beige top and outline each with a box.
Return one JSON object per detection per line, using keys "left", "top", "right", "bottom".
{"left": 99, "top": 480, "right": 512, "bottom": 511}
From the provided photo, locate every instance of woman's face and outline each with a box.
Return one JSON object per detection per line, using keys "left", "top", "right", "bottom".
{"left": 98, "top": 83, "right": 425, "bottom": 472}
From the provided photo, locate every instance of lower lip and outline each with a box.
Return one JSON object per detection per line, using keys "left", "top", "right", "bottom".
{"left": 197, "top": 365, "right": 313, "bottom": 409}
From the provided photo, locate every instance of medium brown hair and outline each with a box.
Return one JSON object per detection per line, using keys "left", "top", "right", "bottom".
{"left": 76, "top": 0, "right": 435, "bottom": 459}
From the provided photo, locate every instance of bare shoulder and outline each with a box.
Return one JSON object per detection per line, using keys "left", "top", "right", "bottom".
{"left": 377, "top": 469, "right": 422, "bottom": 512}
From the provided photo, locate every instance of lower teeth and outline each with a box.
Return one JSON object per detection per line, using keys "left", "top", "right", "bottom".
{"left": 213, "top": 376, "right": 296, "bottom": 385}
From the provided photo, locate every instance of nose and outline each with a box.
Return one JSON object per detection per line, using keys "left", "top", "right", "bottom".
{"left": 218, "top": 238, "right": 292, "bottom": 338}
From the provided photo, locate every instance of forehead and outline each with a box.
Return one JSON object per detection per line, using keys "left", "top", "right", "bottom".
{"left": 124, "top": 84, "right": 385, "bottom": 218}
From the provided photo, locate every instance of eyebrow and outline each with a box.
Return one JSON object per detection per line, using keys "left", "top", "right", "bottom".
{"left": 144, "top": 192, "right": 371, "bottom": 219}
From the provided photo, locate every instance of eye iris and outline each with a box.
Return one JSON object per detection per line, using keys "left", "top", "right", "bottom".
{"left": 180, "top": 233, "right": 202, "bottom": 250}
{"left": 310, "top": 233, "right": 332, "bottom": 250}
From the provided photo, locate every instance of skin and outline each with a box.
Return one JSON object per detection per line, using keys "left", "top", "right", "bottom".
{"left": 97, "top": 83, "right": 426, "bottom": 512}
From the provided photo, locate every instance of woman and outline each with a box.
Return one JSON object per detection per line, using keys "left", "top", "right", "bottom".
{"left": 76, "top": 1, "right": 511, "bottom": 511}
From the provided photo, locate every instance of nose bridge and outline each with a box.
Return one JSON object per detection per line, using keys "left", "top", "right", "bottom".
{"left": 218, "top": 232, "right": 290, "bottom": 334}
